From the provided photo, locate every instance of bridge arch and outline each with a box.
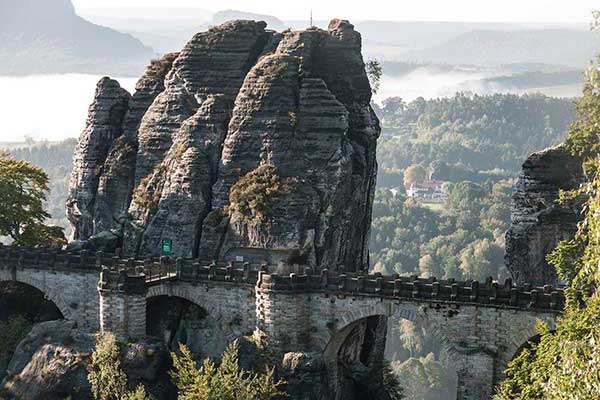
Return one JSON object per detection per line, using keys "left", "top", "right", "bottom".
{"left": 146, "top": 284, "right": 243, "bottom": 342}
{"left": 497, "top": 315, "right": 557, "bottom": 377}
{"left": 323, "top": 301, "right": 458, "bottom": 400}
{"left": 0, "top": 276, "right": 73, "bottom": 322}
{"left": 331, "top": 301, "right": 456, "bottom": 358}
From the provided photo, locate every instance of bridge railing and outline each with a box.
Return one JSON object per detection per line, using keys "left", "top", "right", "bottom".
{"left": 0, "top": 245, "right": 104, "bottom": 272}
{"left": 95, "top": 255, "right": 264, "bottom": 286}
{"left": 0, "top": 245, "right": 265, "bottom": 285}
{"left": 0, "top": 245, "right": 564, "bottom": 311}
{"left": 257, "top": 269, "right": 565, "bottom": 312}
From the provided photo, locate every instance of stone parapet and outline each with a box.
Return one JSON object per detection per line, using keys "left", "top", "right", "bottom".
{"left": 257, "top": 270, "right": 564, "bottom": 312}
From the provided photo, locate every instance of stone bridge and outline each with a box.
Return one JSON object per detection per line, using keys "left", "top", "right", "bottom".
{"left": 0, "top": 245, "right": 564, "bottom": 400}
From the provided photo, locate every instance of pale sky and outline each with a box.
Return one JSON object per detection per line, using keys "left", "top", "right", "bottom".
{"left": 72, "top": 0, "right": 598, "bottom": 23}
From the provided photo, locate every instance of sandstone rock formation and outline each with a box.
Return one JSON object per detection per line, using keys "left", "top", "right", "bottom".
{"left": 1, "top": 320, "right": 174, "bottom": 400}
{"left": 67, "top": 19, "right": 380, "bottom": 272}
{"left": 505, "top": 145, "right": 585, "bottom": 286}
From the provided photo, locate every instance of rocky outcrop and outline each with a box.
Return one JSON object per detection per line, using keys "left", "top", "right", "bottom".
{"left": 505, "top": 145, "right": 585, "bottom": 286}
{"left": 67, "top": 78, "right": 131, "bottom": 241}
{"left": 1, "top": 320, "right": 174, "bottom": 400}
{"left": 67, "top": 19, "right": 380, "bottom": 272}
{"left": 94, "top": 53, "right": 179, "bottom": 239}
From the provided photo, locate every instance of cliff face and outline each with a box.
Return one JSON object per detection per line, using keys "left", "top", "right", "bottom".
{"left": 505, "top": 145, "right": 584, "bottom": 286}
{"left": 67, "top": 19, "right": 380, "bottom": 272}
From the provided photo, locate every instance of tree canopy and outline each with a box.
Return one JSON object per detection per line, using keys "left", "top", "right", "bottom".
{"left": 0, "top": 152, "right": 65, "bottom": 247}
{"left": 403, "top": 164, "right": 427, "bottom": 188}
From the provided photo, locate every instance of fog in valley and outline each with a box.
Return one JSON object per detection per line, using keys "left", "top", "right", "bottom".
{"left": 0, "top": 68, "right": 583, "bottom": 142}
{"left": 1, "top": 2, "right": 595, "bottom": 142}
{"left": 0, "top": 75, "right": 136, "bottom": 142}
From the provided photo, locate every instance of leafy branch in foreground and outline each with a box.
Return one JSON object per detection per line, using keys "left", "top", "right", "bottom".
{"left": 495, "top": 49, "right": 600, "bottom": 400}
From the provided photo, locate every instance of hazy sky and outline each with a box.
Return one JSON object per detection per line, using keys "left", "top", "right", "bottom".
{"left": 72, "top": 0, "right": 598, "bottom": 23}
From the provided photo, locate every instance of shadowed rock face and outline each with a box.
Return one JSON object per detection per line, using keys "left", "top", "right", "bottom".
{"left": 67, "top": 19, "right": 380, "bottom": 272}
{"left": 505, "top": 145, "right": 585, "bottom": 286}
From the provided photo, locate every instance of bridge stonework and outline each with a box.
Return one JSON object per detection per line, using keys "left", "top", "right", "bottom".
{"left": 0, "top": 246, "right": 564, "bottom": 400}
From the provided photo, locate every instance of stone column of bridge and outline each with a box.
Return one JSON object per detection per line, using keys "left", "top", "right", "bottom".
{"left": 98, "top": 267, "right": 147, "bottom": 339}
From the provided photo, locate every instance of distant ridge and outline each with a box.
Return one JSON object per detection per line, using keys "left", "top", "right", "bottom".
{"left": 402, "top": 29, "right": 600, "bottom": 68}
{"left": 0, "top": 0, "right": 155, "bottom": 76}
{"left": 212, "top": 10, "right": 288, "bottom": 31}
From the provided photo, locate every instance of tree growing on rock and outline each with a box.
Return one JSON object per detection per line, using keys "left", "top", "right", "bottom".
{"left": 0, "top": 152, "right": 65, "bottom": 247}
{"left": 169, "top": 342, "right": 285, "bottom": 400}
{"left": 88, "top": 333, "right": 152, "bottom": 400}
{"left": 366, "top": 59, "right": 382, "bottom": 94}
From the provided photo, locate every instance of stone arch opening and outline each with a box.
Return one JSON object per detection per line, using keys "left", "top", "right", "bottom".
{"left": 330, "top": 304, "right": 458, "bottom": 400}
{"left": 146, "top": 295, "right": 229, "bottom": 360}
{"left": 0, "top": 281, "right": 64, "bottom": 323}
{"left": 324, "top": 314, "right": 390, "bottom": 400}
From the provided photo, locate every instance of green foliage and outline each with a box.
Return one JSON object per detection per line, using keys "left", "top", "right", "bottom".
{"left": 4, "top": 139, "right": 76, "bottom": 235}
{"left": 0, "top": 316, "right": 31, "bottom": 361}
{"left": 377, "top": 93, "right": 574, "bottom": 181}
{"left": 88, "top": 333, "right": 129, "bottom": 400}
{"left": 402, "top": 164, "right": 427, "bottom": 188}
{"left": 370, "top": 184, "right": 510, "bottom": 281}
{"left": 18, "top": 223, "right": 67, "bottom": 247}
{"left": 495, "top": 47, "right": 600, "bottom": 400}
{"left": 0, "top": 152, "right": 65, "bottom": 246}
{"left": 169, "top": 342, "right": 286, "bottom": 400}
{"left": 122, "top": 385, "right": 153, "bottom": 400}
{"left": 382, "top": 361, "right": 405, "bottom": 400}
{"left": 88, "top": 334, "right": 152, "bottom": 400}
{"left": 366, "top": 59, "right": 382, "bottom": 94}
{"left": 229, "top": 165, "right": 294, "bottom": 222}
{"left": 391, "top": 353, "right": 456, "bottom": 400}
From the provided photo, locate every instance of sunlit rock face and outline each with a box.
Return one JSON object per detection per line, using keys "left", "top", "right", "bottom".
{"left": 505, "top": 144, "right": 585, "bottom": 286}
{"left": 67, "top": 19, "right": 380, "bottom": 272}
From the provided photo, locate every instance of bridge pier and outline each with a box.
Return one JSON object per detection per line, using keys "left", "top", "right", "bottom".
{"left": 98, "top": 267, "right": 147, "bottom": 340}
{"left": 453, "top": 348, "right": 496, "bottom": 400}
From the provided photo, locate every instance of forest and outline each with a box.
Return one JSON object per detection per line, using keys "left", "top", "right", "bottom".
{"left": 371, "top": 93, "right": 575, "bottom": 281}
{"left": 4, "top": 139, "right": 76, "bottom": 235}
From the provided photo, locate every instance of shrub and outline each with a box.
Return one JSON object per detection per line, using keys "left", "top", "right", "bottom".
{"left": 88, "top": 333, "right": 152, "bottom": 400}
{"left": 170, "top": 342, "right": 285, "bottom": 400}
{"left": 229, "top": 165, "right": 295, "bottom": 222}
{"left": 0, "top": 316, "right": 31, "bottom": 360}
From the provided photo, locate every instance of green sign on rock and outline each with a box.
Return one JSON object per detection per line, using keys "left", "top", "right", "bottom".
{"left": 161, "top": 239, "right": 173, "bottom": 256}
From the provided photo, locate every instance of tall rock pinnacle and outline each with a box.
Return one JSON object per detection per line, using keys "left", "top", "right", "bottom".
{"left": 67, "top": 19, "right": 380, "bottom": 272}
{"left": 505, "top": 145, "right": 584, "bottom": 286}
